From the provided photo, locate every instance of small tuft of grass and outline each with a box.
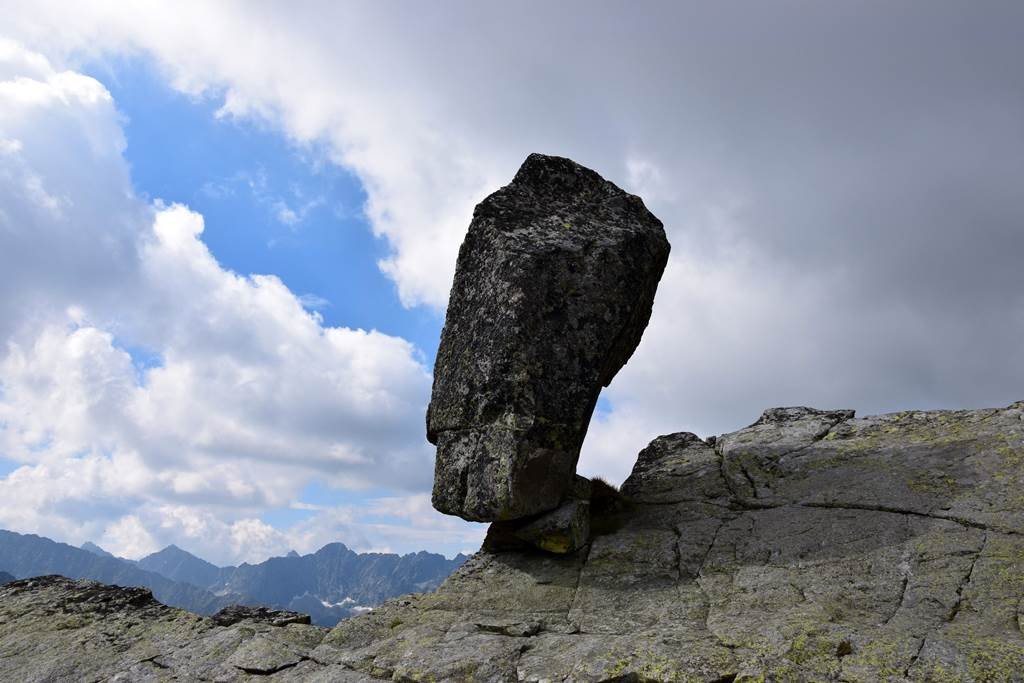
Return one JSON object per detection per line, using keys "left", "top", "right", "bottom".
{"left": 589, "top": 476, "right": 630, "bottom": 535}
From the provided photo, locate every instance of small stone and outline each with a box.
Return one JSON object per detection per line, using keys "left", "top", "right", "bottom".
{"left": 483, "top": 498, "right": 591, "bottom": 554}
{"left": 512, "top": 499, "right": 591, "bottom": 554}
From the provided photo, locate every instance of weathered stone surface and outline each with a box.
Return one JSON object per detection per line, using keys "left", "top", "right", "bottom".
{"left": 427, "top": 153, "right": 670, "bottom": 521}
{"left": 0, "top": 575, "right": 327, "bottom": 681}
{"left": 620, "top": 431, "right": 728, "bottom": 504}
{"left": 3, "top": 402, "right": 1024, "bottom": 681}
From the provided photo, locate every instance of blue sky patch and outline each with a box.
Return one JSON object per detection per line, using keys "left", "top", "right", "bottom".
{"left": 87, "top": 57, "right": 443, "bottom": 359}
{"left": 0, "top": 458, "right": 20, "bottom": 478}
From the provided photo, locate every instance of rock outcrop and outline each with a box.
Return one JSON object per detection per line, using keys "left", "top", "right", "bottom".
{"left": 0, "top": 576, "right": 330, "bottom": 680}
{"left": 3, "top": 402, "right": 1024, "bottom": 681}
{"left": 428, "top": 153, "right": 670, "bottom": 522}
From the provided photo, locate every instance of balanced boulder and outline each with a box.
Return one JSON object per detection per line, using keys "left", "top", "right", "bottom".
{"left": 427, "top": 153, "right": 670, "bottom": 521}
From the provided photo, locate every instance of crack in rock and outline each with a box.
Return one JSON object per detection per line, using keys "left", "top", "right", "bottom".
{"left": 882, "top": 548, "right": 912, "bottom": 626}
{"left": 138, "top": 654, "right": 170, "bottom": 670}
{"left": 235, "top": 657, "right": 308, "bottom": 677}
{"left": 947, "top": 533, "right": 987, "bottom": 623}
{"left": 903, "top": 636, "right": 929, "bottom": 678}
{"left": 565, "top": 542, "right": 593, "bottom": 629}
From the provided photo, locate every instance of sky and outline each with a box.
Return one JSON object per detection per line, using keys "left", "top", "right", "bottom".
{"left": 0, "top": 2, "right": 1022, "bottom": 565}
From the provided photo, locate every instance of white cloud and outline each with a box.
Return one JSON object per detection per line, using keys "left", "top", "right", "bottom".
{"left": 297, "top": 293, "right": 330, "bottom": 311}
{"left": 274, "top": 202, "right": 299, "bottom": 226}
{"left": 100, "top": 515, "right": 159, "bottom": 559}
{"left": 273, "top": 196, "right": 324, "bottom": 227}
{"left": 0, "top": 42, "right": 474, "bottom": 564}
{"left": 200, "top": 167, "right": 327, "bottom": 228}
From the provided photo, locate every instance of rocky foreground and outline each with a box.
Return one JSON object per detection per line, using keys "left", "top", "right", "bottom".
{"left": 2, "top": 403, "right": 1024, "bottom": 681}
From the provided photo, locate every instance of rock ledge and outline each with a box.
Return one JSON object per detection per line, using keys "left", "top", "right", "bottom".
{"left": 2, "top": 403, "right": 1024, "bottom": 681}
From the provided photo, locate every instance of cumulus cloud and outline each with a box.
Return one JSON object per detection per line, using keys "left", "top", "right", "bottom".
{"left": 100, "top": 516, "right": 160, "bottom": 560}
{"left": 2, "top": 3, "right": 1023, "bottom": 524}
{"left": 0, "top": 42, "right": 480, "bottom": 563}
{"left": 0, "top": 37, "right": 145, "bottom": 344}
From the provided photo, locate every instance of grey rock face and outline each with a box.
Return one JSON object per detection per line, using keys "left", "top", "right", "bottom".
{"left": 428, "top": 153, "right": 670, "bottom": 521}
{"left": 4, "top": 402, "right": 1024, "bottom": 681}
{"left": 620, "top": 431, "right": 728, "bottom": 503}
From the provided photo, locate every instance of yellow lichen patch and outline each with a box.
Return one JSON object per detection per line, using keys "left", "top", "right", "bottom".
{"left": 917, "top": 661, "right": 964, "bottom": 683}
{"left": 536, "top": 533, "right": 572, "bottom": 554}
{"left": 598, "top": 648, "right": 702, "bottom": 682}
{"left": 906, "top": 472, "right": 959, "bottom": 496}
{"left": 963, "top": 637, "right": 1024, "bottom": 682}
{"left": 783, "top": 629, "right": 843, "bottom": 677}
{"left": 841, "top": 637, "right": 909, "bottom": 681}
{"left": 51, "top": 615, "right": 87, "bottom": 630}
{"left": 983, "top": 535, "right": 1024, "bottom": 602}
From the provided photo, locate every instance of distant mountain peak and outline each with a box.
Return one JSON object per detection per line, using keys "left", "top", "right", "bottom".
{"left": 137, "top": 543, "right": 222, "bottom": 590}
{"left": 80, "top": 541, "right": 114, "bottom": 558}
{"left": 314, "top": 542, "right": 353, "bottom": 557}
{"left": 319, "top": 541, "right": 350, "bottom": 551}
{"left": 1, "top": 528, "right": 467, "bottom": 627}
{"left": 0, "top": 529, "right": 237, "bottom": 616}
{"left": 148, "top": 543, "right": 190, "bottom": 557}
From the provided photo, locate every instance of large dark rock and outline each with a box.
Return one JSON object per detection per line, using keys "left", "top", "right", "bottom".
{"left": 428, "top": 153, "right": 670, "bottom": 521}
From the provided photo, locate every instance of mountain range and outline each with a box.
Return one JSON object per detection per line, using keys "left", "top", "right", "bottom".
{"left": 0, "top": 529, "right": 467, "bottom": 626}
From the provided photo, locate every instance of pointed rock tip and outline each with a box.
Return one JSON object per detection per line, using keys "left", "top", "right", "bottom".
{"left": 754, "top": 406, "right": 856, "bottom": 426}
{"left": 511, "top": 153, "right": 614, "bottom": 194}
